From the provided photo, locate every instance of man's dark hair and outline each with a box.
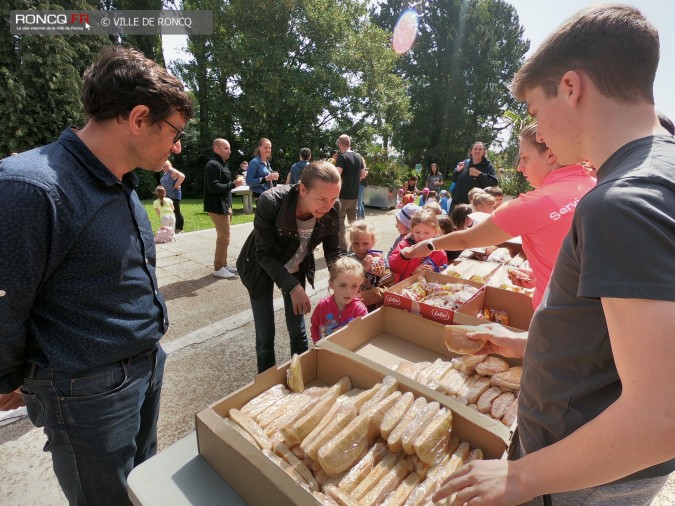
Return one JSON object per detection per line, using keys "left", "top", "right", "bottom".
{"left": 513, "top": 5, "right": 659, "bottom": 104}
{"left": 300, "top": 147, "right": 311, "bottom": 160}
{"left": 82, "top": 46, "right": 193, "bottom": 124}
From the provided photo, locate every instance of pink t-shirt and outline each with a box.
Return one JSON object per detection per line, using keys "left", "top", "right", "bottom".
{"left": 310, "top": 295, "right": 368, "bottom": 342}
{"left": 491, "top": 164, "right": 595, "bottom": 308}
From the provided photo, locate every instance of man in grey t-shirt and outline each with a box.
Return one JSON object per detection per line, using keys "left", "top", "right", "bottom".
{"left": 433, "top": 6, "right": 675, "bottom": 506}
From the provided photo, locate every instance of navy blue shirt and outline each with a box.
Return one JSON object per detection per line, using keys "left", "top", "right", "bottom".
{"left": 0, "top": 128, "right": 168, "bottom": 392}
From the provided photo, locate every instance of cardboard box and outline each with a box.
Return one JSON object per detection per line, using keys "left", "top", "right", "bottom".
{"left": 459, "top": 285, "right": 534, "bottom": 331}
{"left": 320, "top": 307, "right": 520, "bottom": 442}
{"left": 383, "top": 271, "right": 483, "bottom": 324}
{"left": 196, "top": 347, "right": 510, "bottom": 506}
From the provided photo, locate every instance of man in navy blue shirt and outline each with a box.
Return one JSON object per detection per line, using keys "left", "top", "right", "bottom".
{"left": 0, "top": 47, "right": 192, "bottom": 505}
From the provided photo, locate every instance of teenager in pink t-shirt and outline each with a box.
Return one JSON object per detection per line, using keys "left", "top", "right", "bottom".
{"left": 402, "top": 122, "right": 596, "bottom": 308}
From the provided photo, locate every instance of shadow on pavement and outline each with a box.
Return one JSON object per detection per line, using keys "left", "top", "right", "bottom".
{"left": 161, "top": 275, "right": 220, "bottom": 301}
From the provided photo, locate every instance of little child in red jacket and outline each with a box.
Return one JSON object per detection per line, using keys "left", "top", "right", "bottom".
{"left": 388, "top": 208, "right": 448, "bottom": 283}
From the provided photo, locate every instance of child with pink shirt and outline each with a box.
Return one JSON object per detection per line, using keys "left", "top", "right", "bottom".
{"left": 310, "top": 257, "right": 368, "bottom": 342}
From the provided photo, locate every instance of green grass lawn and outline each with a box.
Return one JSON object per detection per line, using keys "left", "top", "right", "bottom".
{"left": 142, "top": 197, "right": 255, "bottom": 232}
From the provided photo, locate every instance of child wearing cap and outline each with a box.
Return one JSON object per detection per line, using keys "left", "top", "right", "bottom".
{"left": 388, "top": 203, "right": 419, "bottom": 258}
{"left": 439, "top": 189, "right": 450, "bottom": 213}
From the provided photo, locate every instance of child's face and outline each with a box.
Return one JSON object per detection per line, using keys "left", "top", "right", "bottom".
{"left": 330, "top": 272, "right": 362, "bottom": 307}
{"left": 412, "top": 223, "right": 437, "bottom": 243}
{"left": 350, "top": 232, "right": 375, "bottom": 259}
{"left": 493, "top": 196, "right": 503, "bottom": 208}
{"left": 395, "top": 218, "right": 409, "bottom": 236}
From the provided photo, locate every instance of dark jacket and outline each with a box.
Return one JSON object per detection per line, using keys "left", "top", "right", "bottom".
{"left": 236, "top": 185, "right": 341, "bottom": 297}
{"left": 450, "top": 157, "right": 498, "bottom": 204}
{"left": 203, "top": 154, "right": 235, "bottom": 214}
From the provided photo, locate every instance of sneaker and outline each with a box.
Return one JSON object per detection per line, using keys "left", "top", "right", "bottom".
{"left": 225, "top": 265, "right": 238, "bottom": 274}
{"left": 213, "top": 267, "right": 236, "bottom": 279}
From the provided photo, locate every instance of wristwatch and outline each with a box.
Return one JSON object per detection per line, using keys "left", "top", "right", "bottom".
{"left": 426, "top": 239, "right": 436, "bottom": 251}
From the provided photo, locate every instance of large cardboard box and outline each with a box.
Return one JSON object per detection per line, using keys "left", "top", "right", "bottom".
{"left": 458, "top": 285, "right": 534, "bottom": 331}
{"left": 383, "top": 271, "right": 483, "bottom": 324}
{"left": 319, "top": 307, "right": 519, "bottom": 444}
{"left": 196, "top": 348, "right": 510, "bottom": 506}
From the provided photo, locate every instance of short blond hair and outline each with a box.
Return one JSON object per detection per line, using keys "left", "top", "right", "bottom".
{"left": 346, "top": 220, "right": 377, "bottom": 246}
{"left": 328, "top": 256, "right": 364, "bottom": 283}
{"left": 410, "top": 208, "right": 440, "bottom": 233}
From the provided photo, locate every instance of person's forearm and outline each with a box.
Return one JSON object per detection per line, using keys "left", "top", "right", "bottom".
{"left": 435, "top": 231, "right": 482, "bottom": 251}
{"left": 513, "top": 395, "right": 675, "bottom": 498}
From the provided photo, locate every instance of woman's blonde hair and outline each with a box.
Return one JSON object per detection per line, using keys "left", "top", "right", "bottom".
{"left": 328, "top": 257, "right": 364, "bottom": 283}
{"left": 409, "top": 208, "right": 440, "bottom": 233}
{"left": 346, "top": 220, "right": 377, "bottom": 246}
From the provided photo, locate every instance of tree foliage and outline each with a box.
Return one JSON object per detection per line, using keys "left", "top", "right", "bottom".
{"left": 0, "top": 1, "right": 109, "bottom": 154}
{"left": 173, "top": 0, "right": 410, "bottom": 197}
{"left": 372, "top": 0, "right": 529, "bottom": 177}
{"left": 0, "top": 0, "right": 168, "bottom": 156}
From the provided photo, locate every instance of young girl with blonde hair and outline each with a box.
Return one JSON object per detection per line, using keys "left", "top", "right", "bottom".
{"left": 346, "top": 220, "right": 393, "bottom": 311}
{"left": 310, "top": 257, "right": 368, "bottom": 341}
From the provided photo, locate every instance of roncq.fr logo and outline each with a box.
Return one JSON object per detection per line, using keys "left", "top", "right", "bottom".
{"left": 431, "top": 309, "right": 450, "bottom": 320}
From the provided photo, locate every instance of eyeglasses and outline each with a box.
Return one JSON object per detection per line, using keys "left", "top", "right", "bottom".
{"left": 163, "top": 119, "right": 184, "bottom": 144}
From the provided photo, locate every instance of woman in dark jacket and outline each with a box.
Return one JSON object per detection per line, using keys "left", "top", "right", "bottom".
{"left": 237, "top": 161, "right": 342, "bottom": 373}
{"left": 450, "top": 141, "right": 498, "bottom": 209}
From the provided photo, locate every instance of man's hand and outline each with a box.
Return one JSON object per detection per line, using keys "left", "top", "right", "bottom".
{"left": 432, "top": 459, "right": 533, "bottom": 506}
{"left": 401, "top": 241, "right": 432, "bottom": 260}
{"left": 467, "top": 324, "right": 527, "bottom": 359}
{"left": 289, "top": 285, "right": 311, "bottom": 315}
{"left": 0, "top": 389, "right": 25, "bottom": 411}
{"left": 234, "top": 176, "right": 245, "bottom": 188}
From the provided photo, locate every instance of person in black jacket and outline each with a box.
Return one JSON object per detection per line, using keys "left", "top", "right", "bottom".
{"left": 237, "top": 161, "right": 342, "bottom": 373}
{"left": 203, "top": 138, "right": 243, "bottom": 279}
{"left": 449, "top": 141, "right": 498, "bottom": 210}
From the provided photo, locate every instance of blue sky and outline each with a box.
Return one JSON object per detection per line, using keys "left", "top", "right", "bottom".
{"left": 164, "top": 0, "right": 675, "bottom": 120}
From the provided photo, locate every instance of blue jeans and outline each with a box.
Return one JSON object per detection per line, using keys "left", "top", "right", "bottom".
{"left": 250, "top": 276, "right": 309, "bottom": 373}
{"left": 357, "top": 183, "right": 366, "bottom": 219}
{"left": 21, "top": 345, "right": 166, "bottom": 506}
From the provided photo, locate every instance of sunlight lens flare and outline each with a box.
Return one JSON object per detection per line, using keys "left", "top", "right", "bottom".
{"left": 392, "top": 9, "right": 419, "bottom": 55}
